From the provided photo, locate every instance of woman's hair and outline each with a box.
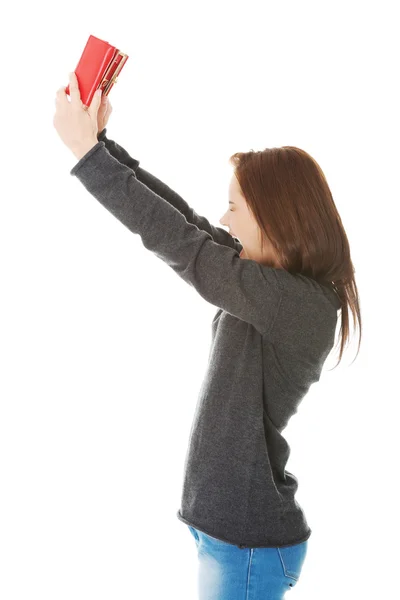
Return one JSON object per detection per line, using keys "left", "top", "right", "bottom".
{"left": 229, "top": 146, "right": 361, "bottom": 369}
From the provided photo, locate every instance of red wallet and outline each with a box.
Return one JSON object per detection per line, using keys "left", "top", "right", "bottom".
{"left": 65, "top": 35, "right": 129, "bottom": 107}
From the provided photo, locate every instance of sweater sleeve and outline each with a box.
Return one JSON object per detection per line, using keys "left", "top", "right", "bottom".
{"left": 97, "top": 128, "right": 243, "bottom": 254}
{"left": 70, "top": 141, "right": 282, "bottom": 335}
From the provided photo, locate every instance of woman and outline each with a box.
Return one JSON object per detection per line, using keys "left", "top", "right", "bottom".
{"left": 72, "top": 95, "right": 362, "bottom": 599}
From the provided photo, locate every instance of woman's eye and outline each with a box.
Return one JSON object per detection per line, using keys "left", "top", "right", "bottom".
{"left": 229, "top": 209, "right": 234, "bottom": 212}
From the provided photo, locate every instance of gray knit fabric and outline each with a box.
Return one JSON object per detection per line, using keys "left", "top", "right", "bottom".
{"left": 70, "top": 129, "right": 341, "bottom": 548}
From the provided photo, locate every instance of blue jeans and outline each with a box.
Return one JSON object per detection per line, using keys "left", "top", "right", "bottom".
{"left": 187, "top": 525, "right": 308, "bottom": 600}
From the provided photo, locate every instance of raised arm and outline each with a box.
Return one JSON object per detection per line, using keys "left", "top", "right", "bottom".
{"left": 70, "top": 142, "right": 282, "bottom": 336}
{"left": 97, "top": 128, "right": 243, "bottom": 254}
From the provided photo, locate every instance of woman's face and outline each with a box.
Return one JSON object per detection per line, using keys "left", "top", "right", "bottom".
{"left": 219, "top": 173, "right": 281, "bottom": 267}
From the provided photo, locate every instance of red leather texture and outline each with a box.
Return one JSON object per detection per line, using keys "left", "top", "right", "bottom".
{"left": 64, "top": 34, "right": 129, "bottom": 107}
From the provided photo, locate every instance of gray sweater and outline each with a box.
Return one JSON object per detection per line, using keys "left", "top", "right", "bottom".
{"left": 70, "top": 128, "right": 341, "bottom": 549}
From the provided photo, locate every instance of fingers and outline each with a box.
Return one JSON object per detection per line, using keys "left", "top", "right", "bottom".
{"left": 98, "top": 100, "right": 112, "bottom": 131}
{"left": 105, "top": 101, "right": 112, "bottom": 118}
{"left": 97, "top": 96, "right": 112, "bottom": 131}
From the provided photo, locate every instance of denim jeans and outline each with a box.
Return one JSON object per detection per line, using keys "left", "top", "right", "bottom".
{"left": 187, "top": 525, "right": 308, "bottom": 600}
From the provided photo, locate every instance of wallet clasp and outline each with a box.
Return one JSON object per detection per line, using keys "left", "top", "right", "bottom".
{"left": 98, "top": 51, "right": 128, "bottom": 96}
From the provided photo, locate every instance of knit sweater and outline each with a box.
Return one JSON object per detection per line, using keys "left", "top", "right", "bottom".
{"left": 69, "top": 127, "right": 341, "bottom": 549}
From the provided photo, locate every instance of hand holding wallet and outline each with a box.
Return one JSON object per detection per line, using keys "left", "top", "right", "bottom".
{"left": 64, "top": 34, "right": 129, "bottom": 107}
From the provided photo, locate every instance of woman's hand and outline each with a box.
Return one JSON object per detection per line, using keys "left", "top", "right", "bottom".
{"left": 98, "top": 94, "right": 113, "bottom": 134}
{"left": 53, "top": 72, "right": 101, "bottom": 160}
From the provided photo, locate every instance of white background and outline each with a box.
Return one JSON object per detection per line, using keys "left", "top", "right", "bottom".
{"left": 1, "top": 1, "right": 398, "bottom": 598}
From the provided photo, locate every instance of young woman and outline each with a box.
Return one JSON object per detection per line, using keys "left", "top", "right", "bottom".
{"left": 71, "top": 95, "right": 361, "bottom": 600}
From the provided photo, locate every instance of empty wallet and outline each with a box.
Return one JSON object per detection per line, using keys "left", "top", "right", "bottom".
{"left": 64, "top": 34, "right": 129, "bottom": 107}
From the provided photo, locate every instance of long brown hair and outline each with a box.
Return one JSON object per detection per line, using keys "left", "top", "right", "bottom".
{"left": 229, "top": 146, "right": 361, "bottom": 369}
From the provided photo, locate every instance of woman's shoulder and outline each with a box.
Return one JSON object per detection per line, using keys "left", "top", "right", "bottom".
{"left": 271, "top": 268, "right": 341, "bottom": 310}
